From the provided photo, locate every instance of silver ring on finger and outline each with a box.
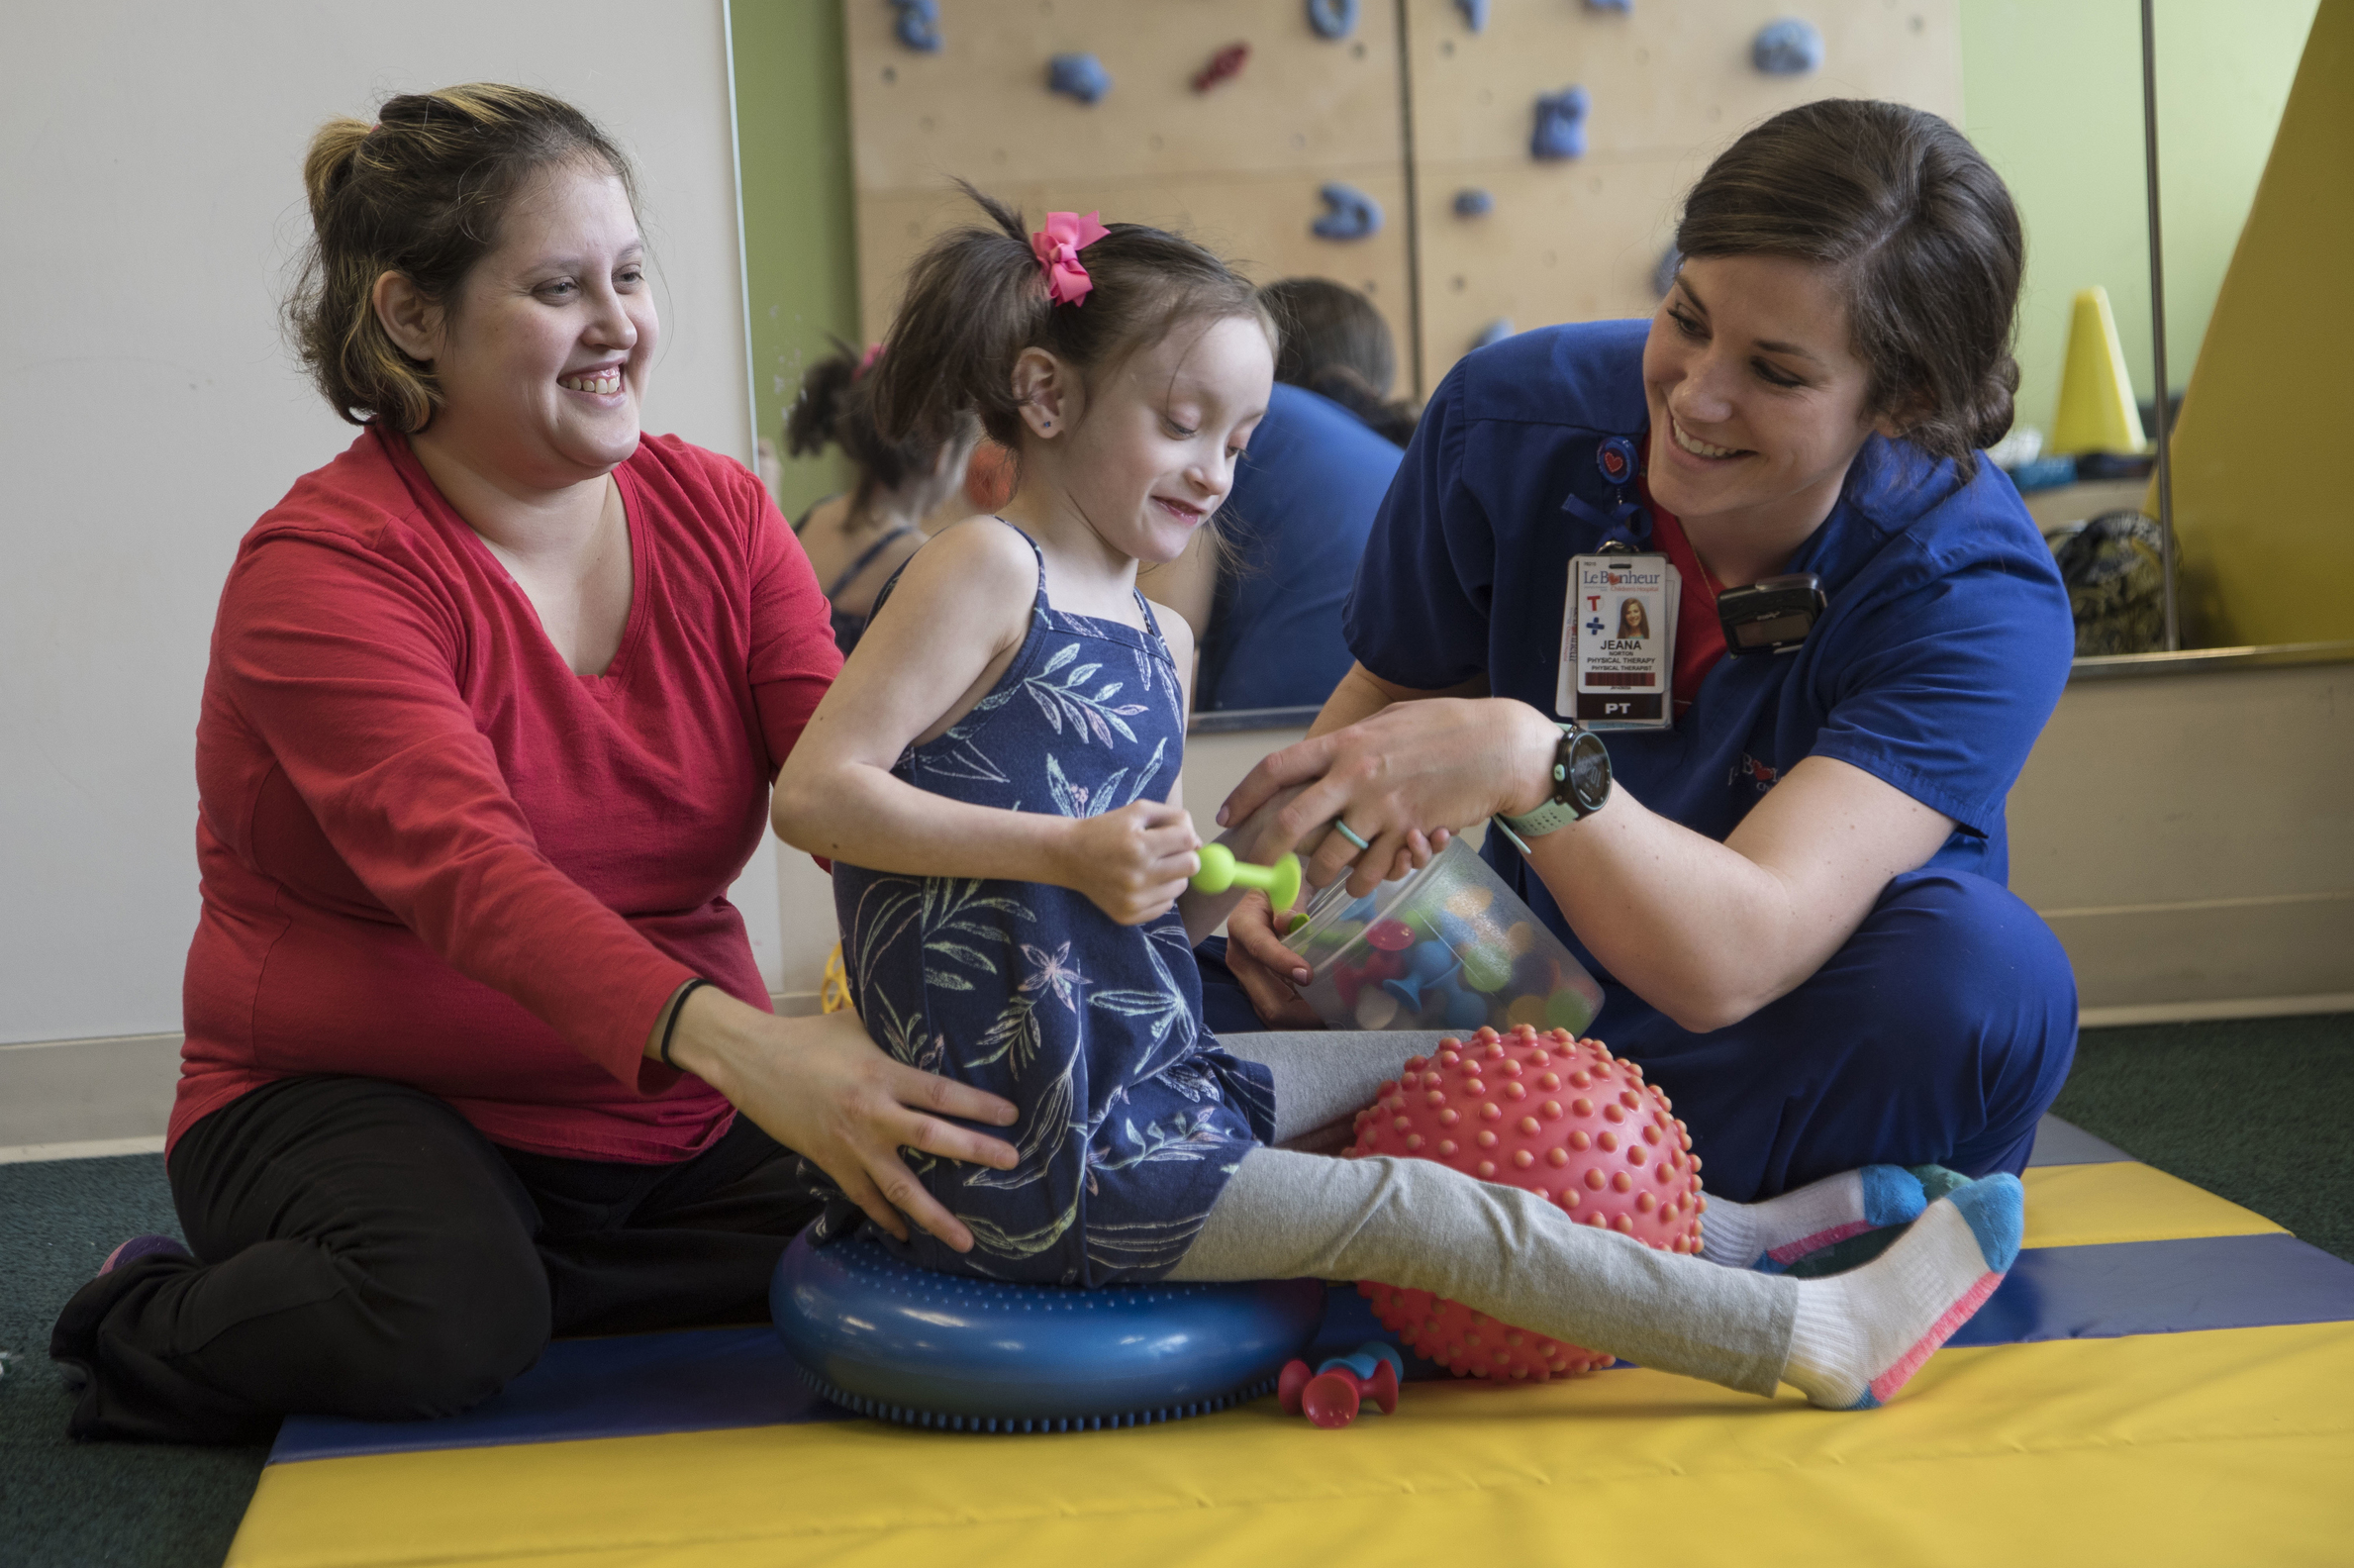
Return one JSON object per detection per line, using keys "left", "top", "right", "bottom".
{"left": 1331, "top": 820, "right": 1373, "bottom": 852}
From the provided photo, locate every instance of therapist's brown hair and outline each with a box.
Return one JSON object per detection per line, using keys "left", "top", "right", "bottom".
{"left": 1674, "top": 99, "right": 2023, "bottom": 477}
{"left": 287, "top": 84, "right": 638, "bottom": 434}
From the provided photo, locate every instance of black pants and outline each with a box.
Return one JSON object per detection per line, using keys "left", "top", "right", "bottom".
{"left": 49, "top": 1075, "right": 825, "bottom": 1444}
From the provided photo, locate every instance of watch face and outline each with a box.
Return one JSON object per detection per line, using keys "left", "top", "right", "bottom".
{"left": 1566, "top": 730, "right": 1613, "bottom": 814}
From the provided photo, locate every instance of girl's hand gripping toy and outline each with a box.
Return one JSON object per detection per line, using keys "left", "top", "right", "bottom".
{"left": 1277, "top": 1341, "right": 1405, "bottom": 1428}
{"left": 1191, "top": 844, "right": 1303, "bottom": 916}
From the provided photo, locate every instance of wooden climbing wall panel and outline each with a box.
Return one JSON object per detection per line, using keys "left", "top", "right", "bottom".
{"left": 844, "top": 0, "right": 1416, "bottom": 373}
{"left": 842, "top": 1, "right": 1959, "bottom": 401}
{"left": 1407, "top": 0, "right": 1962, "bottom": 389}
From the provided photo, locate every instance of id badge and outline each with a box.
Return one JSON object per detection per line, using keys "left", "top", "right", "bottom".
{"left": 1558, "top": 553, "right": 1677, "bottom": 729}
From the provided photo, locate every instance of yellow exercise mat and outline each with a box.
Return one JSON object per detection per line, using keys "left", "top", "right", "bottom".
{"left": 228, "top": 1321, "right": 2354, "bottom": 1568}
{"left": 2022, "top": 1160, "right": 2285, "bottom": 1249}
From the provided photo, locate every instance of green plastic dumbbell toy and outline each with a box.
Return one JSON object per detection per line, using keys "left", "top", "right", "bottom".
{"left": 1192, "top": 843, "right": 1304, "bottom": 914}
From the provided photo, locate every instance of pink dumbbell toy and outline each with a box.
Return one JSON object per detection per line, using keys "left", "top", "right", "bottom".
{"left": 1191, "top": 844, "right": 1304, "bottom": 914}
{"left": 1276, "top": 1341, "right": 1405, "bottom": 1428}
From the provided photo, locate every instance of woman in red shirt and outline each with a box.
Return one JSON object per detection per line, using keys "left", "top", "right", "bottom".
{"left": 49, "top": 84, "right": 1016, "bottom": 1443}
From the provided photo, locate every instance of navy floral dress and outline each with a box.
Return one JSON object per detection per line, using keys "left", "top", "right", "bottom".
{"left": 817, "top": 526, "right": 1276, "bottom": 1286}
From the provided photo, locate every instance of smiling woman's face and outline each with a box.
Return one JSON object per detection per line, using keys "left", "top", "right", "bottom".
{"left": 1641, "top": 252, "right": 1892, "bottom": 551}
{"left": 421, "top": 161, "right": 656, "bottom": 486}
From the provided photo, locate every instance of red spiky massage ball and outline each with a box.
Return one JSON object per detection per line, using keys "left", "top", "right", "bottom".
{"left": 1344, "top": 1025, "right": 1705, "bottom": 1381}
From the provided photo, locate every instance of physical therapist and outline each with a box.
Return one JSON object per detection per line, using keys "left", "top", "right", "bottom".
{"left": 1218, "top": 99, "right": 2080, "bottom": 1204}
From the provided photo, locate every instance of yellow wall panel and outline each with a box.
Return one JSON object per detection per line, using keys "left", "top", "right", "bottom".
{"left": 2158, "top": 1, "right": 2352, "bottom": 647}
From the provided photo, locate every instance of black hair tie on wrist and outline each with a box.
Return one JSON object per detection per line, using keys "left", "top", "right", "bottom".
{"left": 659, "top": 978, "right": 714, "bottom": 1070}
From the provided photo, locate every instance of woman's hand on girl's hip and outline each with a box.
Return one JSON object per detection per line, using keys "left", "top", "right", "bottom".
{"left": 1055, "top": 800, "right": 1201, "bottom": 925}
{"left": 1221, "top": 698, "right": 1556, "bottom": 895}
{"left": 663, "top": 988, "right": 1018, "bottom": 1252}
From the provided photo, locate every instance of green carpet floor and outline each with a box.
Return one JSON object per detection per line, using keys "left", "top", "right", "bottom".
{"left": 0, "top": 1156, "right": 266, "bottom": 1568}
{"left": 4, "top": 1012, "right": 2349, "bottom": 1567}
{"left": 2048, "top": 1011, "right": 2354, "bottom": 1264}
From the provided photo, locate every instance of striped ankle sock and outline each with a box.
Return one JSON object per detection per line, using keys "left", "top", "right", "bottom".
{"left": 1779, "top": 1174, "right": 2024, "bottom": 1410}
{"left": 1700, "top": 1165, "right": 1927, "bottom": 1270}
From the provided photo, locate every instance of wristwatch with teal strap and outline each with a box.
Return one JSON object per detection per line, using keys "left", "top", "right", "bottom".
{"left": 1493, "top": 724, "right": 1612, "bottom": 855}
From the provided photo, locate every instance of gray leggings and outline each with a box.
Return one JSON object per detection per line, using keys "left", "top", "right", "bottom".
{"left": 1173, "top": 1031, "right": 1797, "bottom": 1397}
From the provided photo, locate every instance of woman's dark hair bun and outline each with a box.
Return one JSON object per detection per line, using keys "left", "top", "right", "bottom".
{"left": 1966, "top": 354, "right": 2022, "bottom": 454}
{"left": 1258, "top": 278, "right": 1419, "bottom": 445}
{"left": 785, "top": 350, "right": 857, "bottom": 459}
{"left": 786, "top": 338, "right": 975, "bottom": 508}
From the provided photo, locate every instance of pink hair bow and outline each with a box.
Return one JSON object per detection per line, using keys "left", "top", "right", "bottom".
{"left": 1030, "top": 211, "right": 1112, "bottom": 306}
{"left": 853, "top": 342, "right": 885, "bottom": 380}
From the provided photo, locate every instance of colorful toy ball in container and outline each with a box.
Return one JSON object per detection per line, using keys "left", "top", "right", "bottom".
{"left": 1347, "top": 1026, "right": 1703, "bottom": 1381}
{"left": 1287, "top": 836, "right": 1603, "bottom": 1037}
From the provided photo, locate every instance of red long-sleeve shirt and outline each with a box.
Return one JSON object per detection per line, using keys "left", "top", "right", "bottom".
{"left": 174, "top": 424, "right": 841, "bottom": 1162}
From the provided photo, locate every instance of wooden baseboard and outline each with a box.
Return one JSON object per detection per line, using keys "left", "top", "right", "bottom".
{"left": 2077, "top": 993, "right": 2354, "bottom": 1029}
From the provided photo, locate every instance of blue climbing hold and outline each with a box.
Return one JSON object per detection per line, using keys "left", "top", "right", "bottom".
{"left": 1308, "top": 0, "right": 1359, "bottom": 41}
{"left": 1046, "top": 52, "right": 1112, "bottom": 105}
{"left": 889, "top": 0, "right": 941, "bottom": 52}
{"left": 1652, "top": 244, "right": 1681, "bottom": 297}
{"left": 1475, "top": 318, "right": 1514, "bottom": 348}
{"left": 772, "top": 1232, "right": 1325, "bottom": 1431}
{"left": 1454, "top": 0, "right": 1490, "bottom": 31}
{"left": 1312, "top": 182, "right": 1383, "bottom": 241}
{"left": 1752, "top": 18, "right": 1825, "bottom": 75}
{"left": 1531, "top": 85, "right": 1591, "bottom": 160}
{"left": 1587, "top": 0, "right": 1632, "bottom": 12}
{"left": 1452, "top": 187, "right": 1494, "bottom": 218}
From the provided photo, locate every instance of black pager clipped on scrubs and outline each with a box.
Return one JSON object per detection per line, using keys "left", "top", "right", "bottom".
{"left": 1717, "top": 573, "right": 1827, "bottom": 655}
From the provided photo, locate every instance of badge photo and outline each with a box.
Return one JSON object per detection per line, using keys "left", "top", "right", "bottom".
{"left": 1558, "top": 552, "right": 1677, "bottom": 729}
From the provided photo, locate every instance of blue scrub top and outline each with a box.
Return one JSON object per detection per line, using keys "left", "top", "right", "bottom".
{"left": 1342, "top": 320, "right": 2073, "bottom": 976}
{"left": 1198, "top": 383, "right": 1403, "bottom": 712}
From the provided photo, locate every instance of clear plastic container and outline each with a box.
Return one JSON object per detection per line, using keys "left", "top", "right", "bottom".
{"left": 1287, "top": 837, "right": 1604, "bottom": 1035}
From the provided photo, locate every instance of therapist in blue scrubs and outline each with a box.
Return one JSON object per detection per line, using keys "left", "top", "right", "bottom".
{"left": 1216, "top": 99, "right": 2080, "bottom": 1203}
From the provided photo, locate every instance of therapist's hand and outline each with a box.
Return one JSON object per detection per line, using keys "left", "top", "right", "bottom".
{"left": 1220, "top": 697, "right": 1558, "bottom": 895}
{"left": 659, "top": 986, "right": 1019, "bottom": 1252}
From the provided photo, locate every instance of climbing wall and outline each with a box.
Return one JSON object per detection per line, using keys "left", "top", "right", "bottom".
{"left": 1407, "top": 0, "right": 1961, "bottom": 389}
{"left": 840, "top": 1, "right": 1959, "bottom": 400}
{"left": 843, "top": 1, "right": 1416, "bottom": 371}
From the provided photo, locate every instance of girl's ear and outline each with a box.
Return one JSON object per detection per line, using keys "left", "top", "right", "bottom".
{"left": 1011, "top": 346, "right": 1074, "bottom": 440}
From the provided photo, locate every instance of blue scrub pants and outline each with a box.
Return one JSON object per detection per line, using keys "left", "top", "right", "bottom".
{"left": 1198, "top": 868, "right": 2077, "bottom": 1204}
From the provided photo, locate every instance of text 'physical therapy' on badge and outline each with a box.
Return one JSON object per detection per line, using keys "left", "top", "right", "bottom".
{"left": 1559, "top": 553, "right": 1677, "bottom": 729}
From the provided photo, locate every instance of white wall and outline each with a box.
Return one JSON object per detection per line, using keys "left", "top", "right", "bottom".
{"left": 0, "top": 2, "right": 769, "bottom": 1045}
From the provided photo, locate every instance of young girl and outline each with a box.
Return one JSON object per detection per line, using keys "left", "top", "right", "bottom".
{"left": 772, "top": 192, "right": 2022, "bottom": 1410}
{"left": 783, "top": 340, "right": 980, "bottom": 655}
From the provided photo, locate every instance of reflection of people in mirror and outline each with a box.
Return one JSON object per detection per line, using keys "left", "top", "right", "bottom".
{"left": 1618, "top": 598, "right": 1651, "bottom": 639}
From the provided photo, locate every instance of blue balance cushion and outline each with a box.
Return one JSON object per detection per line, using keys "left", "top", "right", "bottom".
{"left": 771, "top": 1232, "right": 1326, "bottom": 1432}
